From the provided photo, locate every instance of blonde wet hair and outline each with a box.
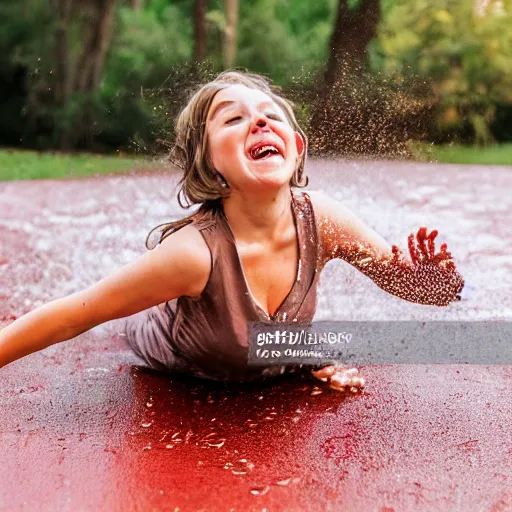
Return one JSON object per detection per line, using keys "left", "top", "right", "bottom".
{"left": 146, "top": 70, "right": 309, "bottom": 250}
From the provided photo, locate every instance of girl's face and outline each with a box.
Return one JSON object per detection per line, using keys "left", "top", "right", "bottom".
{"left": 206, "top": 84, "right": 304, "bottom": 192}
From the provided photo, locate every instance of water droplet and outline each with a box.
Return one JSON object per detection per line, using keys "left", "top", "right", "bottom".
{"left": 141, "top": 422, "right": 153, "bottom": 428}
{"left": 165, "top": 444, "right": 173, "bottom": 449}
{"left": 232, "top": 470, "right": 247, "bottom": 475}
{"left": 143, "top": 444, "right": 152, "bottom": 451}
{"left": 207, "top": 439, "right": 225, "bottom": 448}
{"left": 311, "top": 387, "right": 323, "bottom": 396}
{"left": 250, "top": 485, "right": 270, "bottom": 496}
{"left": 146, "top": 402, "right": 153, "bottom": 408}
{"left": 276, "top": 478, "right": 292, "bottom": 486}
{"left": 184, "top": 430, "right": 194, "bottom": 444}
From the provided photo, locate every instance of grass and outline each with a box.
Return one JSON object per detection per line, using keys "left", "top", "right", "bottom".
{"left": 411, "top": 142, "right": 512, "bottom": 166}
{"left": 1, "top": 142, "right": 511, "bottom": 182}
{"left": 0, "top": 149, "right": 163, "bottom": 181}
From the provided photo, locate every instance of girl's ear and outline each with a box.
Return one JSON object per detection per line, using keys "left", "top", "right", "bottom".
{"left": 294, "top": 132, "right": 305, "bottom": 157}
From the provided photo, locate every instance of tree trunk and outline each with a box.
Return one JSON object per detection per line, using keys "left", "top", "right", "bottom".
{"left": 131, "top": 0, "right": 143, "bottom": 10}
{"left": 323, "top": 0, "right": 380, "bottom": 90}
{"left": 75, "top": 0, "right": 118, "bottom": 93}
{"left": 52, "top": 0, "right": 74, "bottom": 105}
{"left": 90, "top": 0, "right": 118, "bottom": 90}
{"left": 58, "top": 0, "right": 119, "bottom": 149}
{"left": 309, "top": 0, "right": 383, "bottom": 155}
{"left": 308, "top": 0, "right": 431, "bottom": 157}
{"left": 223, "top": 0, "right": 238, "bottom": 69}
{"left": 194, "top": 0, "right": 208, "bottom": 63}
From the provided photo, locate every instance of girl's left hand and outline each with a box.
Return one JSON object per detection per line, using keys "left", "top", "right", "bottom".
{"left": 311, "top": 366, "right": 365, "bottom": 394}
{"left": 393, "top": 226, "right": 456, "bottom": 271}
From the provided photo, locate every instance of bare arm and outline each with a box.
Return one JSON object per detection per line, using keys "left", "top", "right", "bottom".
{"left": 309, "top": 191, "right": 465, "bottom": 306}
{"left": 0, "top": 226, "right": 210, "bottom": 368}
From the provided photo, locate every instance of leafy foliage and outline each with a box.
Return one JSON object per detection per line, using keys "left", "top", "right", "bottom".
{"left": 375, "top": 0, "right": 512, "bottom": 143}
{"left": 0, "top": 0, "right": 511, "bottom": 151}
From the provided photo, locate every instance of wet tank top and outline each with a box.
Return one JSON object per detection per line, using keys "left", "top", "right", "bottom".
{"left": 160, "top": 188, "right": 322, "bottom": 381}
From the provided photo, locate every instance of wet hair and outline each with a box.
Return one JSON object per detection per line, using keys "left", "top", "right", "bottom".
{"left": 145, "top": 70, "right": 309, "bottom": 250}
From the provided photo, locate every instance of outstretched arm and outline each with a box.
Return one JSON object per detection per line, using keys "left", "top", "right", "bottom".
{"left": 309, "top": 191, "right": 465, "bottom": 306}
{"left": 0, "top": 225, "right": 210, "bottom": 369}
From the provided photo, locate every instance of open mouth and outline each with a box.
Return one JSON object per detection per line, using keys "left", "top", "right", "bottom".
{"left": 249, "top": 144, "right": 284, "bottom": 161}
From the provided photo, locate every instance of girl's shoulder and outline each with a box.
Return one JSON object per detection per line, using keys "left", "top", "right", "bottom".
{"left": 158, "top": 224, "right": 212, "bottom": 297}
{"left": 303, "top": 189, "right": 360, "bottom": 226}
{"left": 300, "top": 189, "right": 334, "bottom": 220}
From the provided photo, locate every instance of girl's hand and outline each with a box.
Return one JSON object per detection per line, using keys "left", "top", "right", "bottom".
{"left": 311, "top": 366, "right": 365, "bottom": 394}
{"left": 392, "top": 227, "right": 456, "bottom": 271}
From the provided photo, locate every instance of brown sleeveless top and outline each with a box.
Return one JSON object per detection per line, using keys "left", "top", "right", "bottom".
{"left": 152, "top": 188, "right": 321, "bottom": 381}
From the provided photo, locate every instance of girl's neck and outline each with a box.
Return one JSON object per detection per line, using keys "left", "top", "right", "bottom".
{"left": 221, "top": 186, "right": 294, "bottom": 244}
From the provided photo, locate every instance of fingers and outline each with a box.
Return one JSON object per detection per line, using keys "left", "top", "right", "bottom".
{"left": 408, "top": 233, "right": 420, "bottom": 265}
{"left": 311, "top": 366, "right": 366, "bottom": 394}
{"left": 439, "top": 242, "right": 453, "bottom": 260}
{"left": 328, "top": 368, "right": 365, "bottom": 394}
{"left": 427, "top": 229, "right": 438, "bottom": 259}
{"left": 416, "top": 227, "right": 429, "bottom": 261}
{"left": 432, "top": 241, "right": 455, "bottom": 268}
{"left": 408, "top": 228, "right": 457, "bottom": 270}
{"left": 311, "top": 365, "right": 336, "bottom": 382}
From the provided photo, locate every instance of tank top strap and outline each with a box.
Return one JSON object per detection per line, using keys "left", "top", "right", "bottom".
{"left": 187, "top": 200, "right": 257, "bottom": 314}
{"left": 292, "top": 188, "right": 321, "bottom": 271}
{"left": 183, "top": 189, "right": 320, "bottom": 324}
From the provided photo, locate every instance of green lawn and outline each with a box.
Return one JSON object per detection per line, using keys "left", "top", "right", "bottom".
{"left": 1, "top": 143, "right": 511, "bottom": 182}
{"left": 412, "top": 143, "right": 512, "bottom": 166}
{"left": 0, "top": 149, "right": 165, "bottom": 181}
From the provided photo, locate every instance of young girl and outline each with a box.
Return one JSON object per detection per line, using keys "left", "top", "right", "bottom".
{"left": 0, "top": 71, "right": 465, "bottom": 393}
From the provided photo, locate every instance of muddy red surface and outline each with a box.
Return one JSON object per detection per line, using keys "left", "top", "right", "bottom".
{"left": 1, "top": 159, "right": 511, "bottom": 511}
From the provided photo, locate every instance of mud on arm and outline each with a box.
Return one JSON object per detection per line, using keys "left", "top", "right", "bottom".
{"left": 311, "top": 191, "right": 465, "bottom": 307}
{"left": 335, "top": 228, "right": 465, "bottom": 306}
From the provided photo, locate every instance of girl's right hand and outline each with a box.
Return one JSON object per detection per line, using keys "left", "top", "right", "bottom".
{"left": 311, "top": 366, "right": 365, "bottom": 394}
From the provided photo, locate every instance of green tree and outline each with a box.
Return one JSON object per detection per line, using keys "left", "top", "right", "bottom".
{"left": 375, "top": 0, "right": 512, "bottom": 144}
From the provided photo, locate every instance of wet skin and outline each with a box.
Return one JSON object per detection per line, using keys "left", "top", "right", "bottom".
{"left": 205, "top": 85, "right": 463, "bottom": 394}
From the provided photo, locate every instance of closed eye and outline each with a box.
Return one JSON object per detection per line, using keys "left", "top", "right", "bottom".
{"left": 225, "top": 113, "right": 283, "bottom": 124}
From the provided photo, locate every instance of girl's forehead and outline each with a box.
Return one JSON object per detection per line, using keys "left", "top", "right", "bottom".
{"left": 216, "top": 84, "right": 272, "bottom": 102}
{"left": 209, "top": 85, "right": 280, "bottom": 114}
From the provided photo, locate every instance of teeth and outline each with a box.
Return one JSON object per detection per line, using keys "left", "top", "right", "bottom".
{"left": 251, "top": 145, "right": 280, "bottom": 158}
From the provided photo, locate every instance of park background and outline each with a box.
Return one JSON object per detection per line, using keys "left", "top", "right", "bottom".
{"left": 2, "top": 3, "right": 512, "bottom": 510}
{"left": 0, "top": 0, "right": 511, "bottom": 180}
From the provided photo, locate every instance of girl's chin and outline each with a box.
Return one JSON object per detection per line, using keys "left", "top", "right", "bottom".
{"left": 246, "top": 158, "right": 293, "bottom": 177}
{"left": 249, "top": 166, "right": 292, "bottom": 183}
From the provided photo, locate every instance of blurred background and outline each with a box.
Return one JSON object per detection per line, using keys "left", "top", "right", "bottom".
{"left": 0, "top": 0, "right": 511, "bottom": 179}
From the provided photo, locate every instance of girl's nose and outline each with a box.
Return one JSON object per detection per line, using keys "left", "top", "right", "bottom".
{"left": 251, "top": 115, "right": 270, "bottom": 133}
